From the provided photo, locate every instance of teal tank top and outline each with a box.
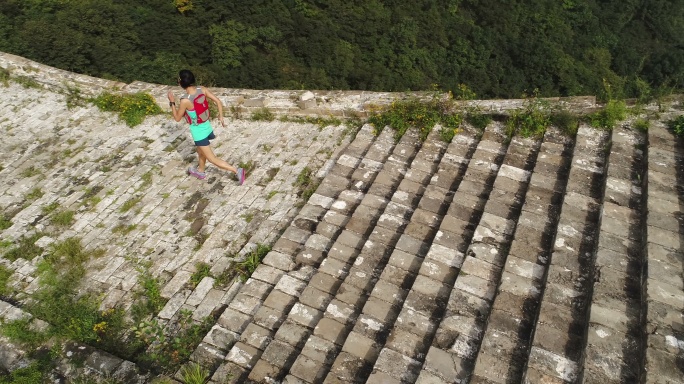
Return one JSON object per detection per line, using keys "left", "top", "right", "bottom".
{"left": 186, "top": 109, "right": 213, "bottom": 141}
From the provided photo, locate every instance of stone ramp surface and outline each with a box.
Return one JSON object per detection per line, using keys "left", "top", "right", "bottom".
{"left": 0, "top": 70, "right": 350, "bottom": 376}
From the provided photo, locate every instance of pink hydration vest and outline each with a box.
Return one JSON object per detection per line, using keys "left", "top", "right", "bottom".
{"left": 182, "top": 87, "right": 210, "bottom": 124}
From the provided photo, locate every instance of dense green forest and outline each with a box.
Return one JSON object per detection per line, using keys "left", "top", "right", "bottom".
{"left": 0, "top": 0, "right": 682, "bottom": 99}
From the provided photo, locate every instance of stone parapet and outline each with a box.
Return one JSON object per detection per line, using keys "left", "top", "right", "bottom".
{"left": 1, "top": 51, "right": 604, "bottom": 119}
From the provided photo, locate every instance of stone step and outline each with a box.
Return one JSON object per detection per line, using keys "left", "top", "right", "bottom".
{"left": 580, "top": 125, "right": 646, "bottom": 383}
{"left": 237, "top": 127, "right": 429, "bottom": 383}
{"left": 206, "top": 125, "right": 406, "bottom": 382}
{"left": 522, "top": 125, "right": 611, "bottom": 383}
{"left": 643, "top": 120, "right": 684, "bottom": 384}
{"left": 184, "top": 123, "right": 382, "bottom": 377}
{"left": 358, "top": 122, "right": 512, "bottom": 384}
{"left": 316, "top": 126, "right": 459, "bottom": 384}
{"left": 468, "top": 127, "right": 572, "bottom": 384}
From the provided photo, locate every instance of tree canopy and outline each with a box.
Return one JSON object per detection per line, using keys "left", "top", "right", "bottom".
{"left": 1, "top": 0, "right": 681, "bottom": 99}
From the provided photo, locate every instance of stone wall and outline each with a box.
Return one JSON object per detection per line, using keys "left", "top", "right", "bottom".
{"left": 1, "top": 51, "right": 600, "bottom": 119}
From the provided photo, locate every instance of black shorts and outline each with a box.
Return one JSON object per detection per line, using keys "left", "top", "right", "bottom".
{"left": 194, "top": 131, "right": 216, "bottom": 146}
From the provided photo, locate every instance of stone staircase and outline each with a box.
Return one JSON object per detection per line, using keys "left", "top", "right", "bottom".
{"left": 0, "top": 53, "right": 683, "bottom": 383}
{"left": 183, "top": 116, "right": 684, "bottom": 383}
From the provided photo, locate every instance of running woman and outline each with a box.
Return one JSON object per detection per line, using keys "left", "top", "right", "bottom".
{"left": 167, "top": 69, "right": 245, "bottom": 185}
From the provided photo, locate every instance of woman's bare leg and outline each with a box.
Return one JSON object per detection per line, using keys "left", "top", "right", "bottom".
{"left": 197, "top": 145, "right": 238, "bottom": 174}
{"left": 197, "top": 147, "right": 207, "bottom": 172}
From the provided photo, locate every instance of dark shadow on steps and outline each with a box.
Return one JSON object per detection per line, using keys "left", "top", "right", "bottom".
{"left": 671, "top": 134, "right": 684, "bottom": 379}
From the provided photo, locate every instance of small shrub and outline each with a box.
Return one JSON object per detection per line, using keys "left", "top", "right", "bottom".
{"left": 51, "top": 210, "right": 75, "bottom": 226}
{"left": 454, "top": 83, "right": 477, "bottom": 100}
{"left": 0, "top": 361, "right": 46, "bottom": 383}
{"left": 92, "top": 91, "right": 162, "bottom": 127}
{"left": 190, "top": 262, "right": 212, "bottom": 288}
{"left": 250, "top": 108, "right": 275, "bottom": 121}
{"left": 2, "top": 238, "right": 128, "bottom": 356}
{"left": 667, "top": 115, "right": 684, "bottom": 137}
{"left": 590, "top": 99, "right": 627, "bottom": 130}
{"left": 634, "top": 77, "right": 653, "bottom": 105}
{"left": 634, "top": 118, "right": 650, "bottom": 133}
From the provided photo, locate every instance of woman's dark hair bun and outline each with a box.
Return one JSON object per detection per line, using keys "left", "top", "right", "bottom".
{"left": 178, "top": 69, "right": 195, "bottom": 88}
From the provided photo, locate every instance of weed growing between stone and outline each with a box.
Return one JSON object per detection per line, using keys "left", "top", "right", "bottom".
{"left": 3, "top": 233, "right": 45, "bottom": 262}
{"left": 0, "top": 214, "right": 11, "bottom": 231}
{"left": 42, "top": 202, "right": 60, "bottom": 215}
{"left": 190, "top": 262, "right": 212, "bottom": 288}
{"left": 250, "top": 107, "right": 275, "bottom": 121}
{"left": 180, "top": 362, "right": 210, "bottom": 384}
{"left": 0, "top": 264, "right": 14, "bottom": 298}
{"left": 131, "top": 263, "right": 167, "bottom": 322}
{"left": 589, "top": 99, "right": 627, "bottom": 130}
{"left": 667, "top": 115, "right": 684, "bottom": 137}
{"left": 0, "top": 67, "right": 9, "bottom": 86}
{"left": 119, "top": 196, "right": 142, "bottom": 213}
{"left": 551, "top": 109, "right": 580, "bottom": 136}
{"left": 233, "top": 244, "right": 272, "bottom": 282}
{"left": 50, "top": 210, "right": 75, "bottom": 226}
{"left": 112, "top": 224, "right": 137, "bottom": 235}
{"left": 25, "top": 188, "right": 44, "bottom": 202}
{"left": 1, "top": 238, "right": 140, "bottom": 362}
{"left": 368, "top": 96, "right": 460, "bottom": 141}
{"left": 232, "top": 159, "right": 256, "bottom": 182}
{"left": 279, "top": 115, "right": 342, "bottom": 130}
{"left": 13, "top": 75, "right": 41, "bottom": 89}
{"left": 266, "top": 190, "right": 279, "bottom": 200}
{"left": 92, "top": 91, "right": 163, "bottom": 127}
{"left": 64, "top": 85, "right": 87, "bottom": 110}
{"left": 20, "top": 166, "right": 41, "bottom": 178}
{"left": 293, "top": 166, "right": 321, "bottom": 204}
{"left": 134, "top": 310, "right": 214, "bottom": 374}
{"left": 505, "top": 97, "right": 552, "bottom": 139}
{"left": 634, "top": 118, "right": 650, "bottom": 133}
{"left": 465, "top": 109, "right": 492, "bottom": 131}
